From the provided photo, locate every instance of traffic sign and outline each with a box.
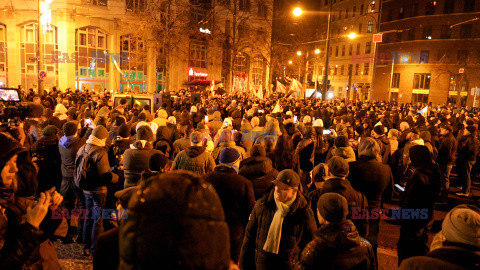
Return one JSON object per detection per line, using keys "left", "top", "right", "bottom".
{"left": 459, "top": 68, "right": 464, "bottom": 73}
{"left": 39, "top": 70, "right": 47, "bottom": 80}
{"left": 373, "top": 33, "right": 383, "bottom": 43}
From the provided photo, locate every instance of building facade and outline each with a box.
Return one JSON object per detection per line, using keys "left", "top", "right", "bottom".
{"left": 314, "top": 0, "right": 379, "bottom": 100}
{"left": 374, "top": 0, "right": 480, "bottom": 105}
{"left": 0, "top": 0, "right": 273, "bottom": 93}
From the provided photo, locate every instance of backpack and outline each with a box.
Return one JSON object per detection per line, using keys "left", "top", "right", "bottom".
{"left": 74, "top": 146, "right": 97, "bottom": 191}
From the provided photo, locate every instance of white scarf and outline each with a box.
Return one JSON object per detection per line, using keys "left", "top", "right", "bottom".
{"left": 263, "top": 191, "right": 297, "bottom": 254}
{"left": 86, "top": 135, "right": 106, "bottom": 147}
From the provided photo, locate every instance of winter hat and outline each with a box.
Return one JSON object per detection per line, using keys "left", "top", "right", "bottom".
{"left": 63, "top": 122, "right": 78, "bottom": 137}
{"left": 317, "top": 193, "right": 349, "bottom": 223}
{"left": 157, "top": 109, "right": 168, "bottom": 119}
{"left": 223, "top": 118, "right": 232, "bottom": 127}
{"left": 250, "top": 144, "right": 266, "bottom": 157}
{"left": 0, "top": 133, "right": 24, "bottom": 174}
{"left": 42, "top": 125, "right": 58, "bottom": 136}
{"left": 358, "top": 137, "right": 380, "bottom": 158}
{"left": 149, "top": 153, "right": 169, "bottom": 171}
{"left": 303, "top": 115, "right": 312, "bottom": 125}
{"left": 118, "top": 123, "right": 130, "bottom": 138}
{"left": 219, "top": 147, "right": 240, "bottom": 164}
{"left": 136, "top": 125, "right": 154, "bottom": 142}
{"left": 273, "top": 169, "right": 300, "bottom": 188}
{"left": 136, "top": 121, "right": 150, "bottom": 132}
{"left": 190, "top": 131, "right": 203, "bottom": 144}
{"left": 167, "top": 116, "right": 176, "bottom": 125}
{"left": 327, "top": 156, "right": 349, "bottom": 177}
{"left": 373, "top": 125, "right": 385, "bottom": 136}
{"left": 92, "top": 125, "right": 109, "bottom": 140}
{"left": 466, "top": 125, "right": 476, "bottom": 134}
{"left": 313, "top": 119, "right": 324, "bottom": 128}
{"left": 387, "top": 129, "right": 399, "bottom": 139}
{"left": 409, "top": 145, "right": 432, "bottom": 168}
{"left": 190, "top": 106, "right": 198, "bottom": 114}
{"left": 442, "top": 205, "right": 480, "bottom": 248}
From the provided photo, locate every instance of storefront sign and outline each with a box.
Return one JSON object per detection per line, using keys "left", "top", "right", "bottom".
{"left": 188, "top": 68, "right": 208, "bottom": 77}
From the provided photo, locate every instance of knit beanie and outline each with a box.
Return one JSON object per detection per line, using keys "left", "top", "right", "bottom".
{"left": 327, "top": 156, "right": 349, "bottom": 177}
{"left": 136, "top": 126, "right": 154, "bottom": 142}
{"left": 442, "top": 205, "right": 480, "bottom": 248}
{"left": 118, "top": 123, "right": 130, "bottom": 138}
{"left": 219, "top": 147, "right": 240, "bottom": 164}
{"left": 42, "top": 125, "right": 58, "bottom": 136}
{"left": 92, "top": 125, "right": 109, "bottom": 140}
{"left": 317, "top": 193, "right": 349, "bottom": 223}
{"left": 0, "top": 133, "right": 24, "bottom": 174}
{"left": 62, "top": 122, "right": 78, "bottom": 137}
{"left": 373, "top": 125, "right": 385, "bottom": 136}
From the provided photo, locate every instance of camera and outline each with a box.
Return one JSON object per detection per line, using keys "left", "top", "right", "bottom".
{"left": 0, "top": 88, "right": 30, "bottom": 132}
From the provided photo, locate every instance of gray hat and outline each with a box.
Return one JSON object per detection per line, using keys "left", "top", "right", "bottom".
{"left": 442, "top": 205, "right": 480, "bottom": 248}
{"left": 190, "top": 131, "right": 203, "bottom": 144}
{"left": 358, "top": 137, "right": 380, "bottom": 158}
{"left": 273, "top": 169, "right": 300, "bottom": 188}
{"left": 327, "top": 156, "right": 349, "bottom": 177}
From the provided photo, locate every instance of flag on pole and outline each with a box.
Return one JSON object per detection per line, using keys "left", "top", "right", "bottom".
{"left": 276, "top": 81, "right": 286, "bottom": 93}
{"left": 272, "top": 100, "right": 282, "bottom": 113}
{"left": 290, "top": 79, "right": 302, "bottom": 94}
{"left": 256, "top": 87, "right": 264, "bottom": 99}
{"left": 418, "top": 106, "right": 428, "bottom": 117}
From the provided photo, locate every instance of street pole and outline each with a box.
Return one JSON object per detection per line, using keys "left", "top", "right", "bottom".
{"left": 321, "top": 0, "right": 333, "bottom": 101}
{"left": 347, "top": 64, "right": 352, "bottom": 101}
{"left": 37, "top": 0, "right": 44, "bottom": 95}
{"left": 303, "top": 51, "right": 309, "bottom": 98}
{"left": 370, "top": 0, "right": 383, "bottom": 101}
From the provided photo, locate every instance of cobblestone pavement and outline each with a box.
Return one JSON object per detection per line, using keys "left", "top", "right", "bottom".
{"left": 54, "top": 240, "right": 92, "bottom": 270}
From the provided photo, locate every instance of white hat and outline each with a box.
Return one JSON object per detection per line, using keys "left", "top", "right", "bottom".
{"left": 223, "top": 118, "right": 232, "bottom": 127}
{"left": 313, "top": 119, "right": 324, "bottom": 128}
{"left": 286, "top": 111, "right": 293, "bottom": 116}
{"left": 167, "top": 116, "right": 176, "bottom": 125}
{"left": 303, "top": 115, "right": 312, "bottom": 124}
{"left": 442, "top": 206, "right": 480, "bottom": 248}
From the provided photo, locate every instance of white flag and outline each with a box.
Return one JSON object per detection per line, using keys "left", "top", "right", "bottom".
{"left": 276, "top": 81, "right": 286, "bottom": 93}
{"left": 272, "top": 101, "right": 282, "bottom": 113}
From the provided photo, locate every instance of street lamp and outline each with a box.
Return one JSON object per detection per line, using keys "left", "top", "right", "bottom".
{"left": 297, "top": 51, "right": 302, "bottom": 56}
{"left": 315, "top": 49, "right": 320, "bottom": 54}
{"left": 348, "top": 32, "right": 357, "bottom": 39}
{"left": 288, "top": 60, "right": 293, "bottom": 64}
{"left": 293, "top": 7, "right": 303, "bottom": 17}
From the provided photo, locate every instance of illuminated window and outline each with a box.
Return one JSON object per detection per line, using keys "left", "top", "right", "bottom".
{"left": 75, "top": 27, "right": 108, "bottom": 82}
{"left": 234, "top": 54, "right": 248, "bottom": 74}
{"left": 367, "top": 21, "right": 373, "bottom": 33}
{"left": 413, "top": 73, "right": 431, "bottom": 89}
{"left": 20, "top": 23, "right": 58, "bottom": 89}
{"left": 391, "top": 73, "right": 400, "bottom": 88}
{"left": 0, "top": 25, "right": 6, "bottom": 74}
{"left": 189, "top": 41, "right": 207, "bottom": 68}
{"left": 121, "top": 35, "right": 146, "bottom": 75}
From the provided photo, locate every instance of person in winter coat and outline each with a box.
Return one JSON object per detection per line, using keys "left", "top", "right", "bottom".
{"left": 0, "top": 132, "right": 64, "bottom": 269}
{"left": 325, "top": 135, "right": 356, "bottom": 163}
{"left": 399, "top": 204, "right": 480, "bottom": 270}
{"left": 295, "top": 126, "right": 316, "bottom": 192}
{"left": 212, "top": 129, "right": 248, "bottom": 164}
{"left": 204, "top": 148, "right": 255, "bottom": 263}
{"left": 437, "top": 124, "right": 457, "bottom": 201}
{"left": 119, "top": 171, "right": 232, "bottom": 269}
{"left": 388, "top": 129, "right": 399, "bottom": 155}
{"left": 58, "top": 122, "right": 86, "bottom": 243}
{"left": 372, "top": 125, "right": 391, "bottom": 164}
{"left": 456, "top": 125, "right": 479, "bottom": 196}
{"left": 76, "top": 125, "right": 119, "bottom": 256}
{"left": 174, "top": 125, "right": 194, "bottom": 152}
{"left": 239, "top": 144, "right": 279, "bottom": 200}
{"left": 320, "top": 156, "right": 369, "bottom": 237}
{"left": 240, "top": 119, "right": 254, "bottom": 154}
{"left": 152, "top": 108, "right": 168, "bottom": 127}
{"left": 123, "top": 126, "right": 164, "bottom": 188}
{"left": 397, "top": 145, "right": 441, "bottom": 265}
{"left": 349, "top": 137, "right": 393, "bottom": 256}
{"left": 171, "top": 131, "right": 216, "bottom": 175}
{"left": 31, "top": 125, "right": 63, "bottom": 193}
{"left": 296, "top": 193, "right": 377, "bottom": 270}
{"left": 207, "top": 110, "right": 224, "bottom": 137}
{"left": 239, "top": 169, "right": 317, "bottom": 270}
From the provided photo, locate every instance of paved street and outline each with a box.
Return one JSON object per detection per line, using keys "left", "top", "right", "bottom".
{"left": 55, "top": 180, "right": 479, "bottom": 270}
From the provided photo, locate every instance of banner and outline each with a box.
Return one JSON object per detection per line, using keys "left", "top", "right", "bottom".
{"left": 256, "top": 87, "right": 264, "bottom": 99}
{"left": 276, "top": 81, "right": 286, "bottom": 93}
{"left": 290, "top": 79, "right": 302, "bottom": 94}
{"left": 272, "top": 101, "right": 282, "bottom": 113}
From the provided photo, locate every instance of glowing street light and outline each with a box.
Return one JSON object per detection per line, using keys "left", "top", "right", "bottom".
{"left": 315, "top": 49, "right": 321, "bottom": 54}
{"left": 293, "top": 7, "right": 303, "bottom": 17}
{"left": 348, "top": 32, "right": 357, "bottom": 39}
{"left": 297, "top": 51, "right": 302, "bottom": 56}
{"left": 288, "top": 60, "right": 293, "bottom": 64}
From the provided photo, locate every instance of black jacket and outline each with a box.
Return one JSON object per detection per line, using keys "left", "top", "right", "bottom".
{"left": 437, "top": 132, "right": 457, "bottom": 164}
{"left": 296, "top": 220, "right": 377, "bottom": 270}
{"left": 171, "top": 146, "right": 216, "bottom": 175}
{"left": 58, "top": 136, "right": 86, "bottom": 179}
{"left": 239, "top": 156, "right": 278, "bottom": 200}
{"left": 123, "top": 141, "right": 163, "bottom": 187}
{"left": 320, "top": 178, "right": 369, "bottom": 237}
{"left": 204, "top": 165, "right": 255, "bottom": 261}
{"left": 349, "top": 156, "right": 394, "bottom": 209}
{"left": 239, "top": 190, "right": 317, "bottom": 270}
{"left": 31, "top": 135, "right": 62, "bottom": 192}
{"left": 457, "top": 134, "right": 479, "bottom": 162}
{"left": 375, "top": 135, "right": 391, "bottom": 164}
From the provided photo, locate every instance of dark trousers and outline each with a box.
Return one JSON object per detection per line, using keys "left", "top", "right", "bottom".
{"left": 397, "top": 224, "right": 429, "bottom": 265}
{"left": 60, "top": 177, "right": 85, "bottom": 239}
{"left": 83, "top": 188, "right": 107, "bottom": 253}
{"left": 367, "top": 216, "right": 380, "bottom": 260}
{"left": 459, "top": 160, "right": 475, "bottom": 194}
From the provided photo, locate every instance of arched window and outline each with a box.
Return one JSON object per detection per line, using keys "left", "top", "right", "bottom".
{"left": 120, "top": 34, "right": 147, "bottom": 92}
{"left": 19, "top": 22, "right": 58, "bottom": 90}
{"left": 75, "top": 27, "right": 108, "bottom": 91}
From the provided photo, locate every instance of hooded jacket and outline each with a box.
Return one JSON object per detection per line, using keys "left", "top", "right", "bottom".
{"left": 239, "top": 156, "right": 278, "bottom": 200}
{"left": 437, "top": 132, "right": 457, "bottom": 164}
{"left": 58, "top": 136, "right": 86, "bottom": 179}
{"left": 330, "top": 146, "right": 356, "bottom": 163}
{"left": 123, "top": 141, "right": 163, "bottom": 187}
{"left": 31, "top": 135, "right": 62, "bottom": 192}
{"left": 171, "top": 146, "right": 216, "bottom": 175}
{"left": 375, "top": 135, "right": 391, "bottom": 164}
{"left": 212, "top": 141, "right": 248, "bottom": 164}
{"left": 239, "top": 189, "right": 317, "bottom": 270}
{"left": 296, "top": 220, "right": 377, "bottom": 270}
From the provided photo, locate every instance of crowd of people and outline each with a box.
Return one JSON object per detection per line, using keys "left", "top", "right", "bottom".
{"left": 0, "top": 87, "right": 479, "bottom": 269}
